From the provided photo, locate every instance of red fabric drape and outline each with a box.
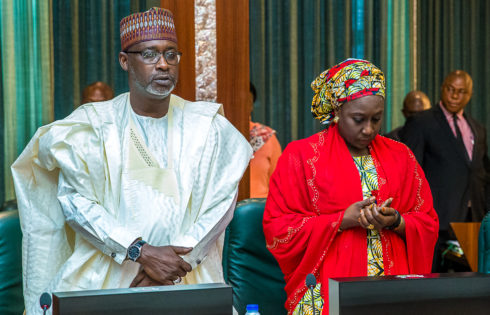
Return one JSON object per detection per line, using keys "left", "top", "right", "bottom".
{"left": 263, "top": 124, "right": 439, "bottom": 314}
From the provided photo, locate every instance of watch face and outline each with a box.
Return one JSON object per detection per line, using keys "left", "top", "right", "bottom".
{"left": 128, "top": 245, "right": 140, "bottom": 260}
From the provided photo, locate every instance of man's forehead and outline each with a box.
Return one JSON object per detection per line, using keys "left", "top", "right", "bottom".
{"left": 130, "top": 39, "right": 178, "bottom": 51}
{"left": 444, "top": 74, "right": 471, "bottom": 88}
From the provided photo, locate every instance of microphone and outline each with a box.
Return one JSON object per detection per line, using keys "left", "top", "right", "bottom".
{"left": 40, "top": 292, "right": 52, "bottom": 315}
{"left": 306, "top": 273, "right": 316, "bottom": 288}
{"left": 305, "top": 274, "right": 317, "bottom": 315}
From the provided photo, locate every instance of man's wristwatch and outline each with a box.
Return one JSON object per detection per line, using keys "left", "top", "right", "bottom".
{"left": 127, "top": 240, "right": 147, "bottom": 262}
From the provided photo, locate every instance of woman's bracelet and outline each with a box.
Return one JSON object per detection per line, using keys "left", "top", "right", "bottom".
{"left": 384, "top": 210, "right": 401, "bottom": 230}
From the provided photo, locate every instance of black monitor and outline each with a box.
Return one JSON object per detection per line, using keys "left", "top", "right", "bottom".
{"left": 329, "top": 272, "right": 490, "bottom": 315}
{"left": 52, "top": 283, "right": 232, "bottom": 315}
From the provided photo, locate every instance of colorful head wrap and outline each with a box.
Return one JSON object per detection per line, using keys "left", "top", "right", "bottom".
{"left": 311, "top": 58, "right": 386, "bottom": 125}
{"left": 120, "top": 7, "right": 177, "bottom": 51}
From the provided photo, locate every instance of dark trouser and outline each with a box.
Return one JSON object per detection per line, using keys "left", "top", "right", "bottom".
{"left": 432, "top": 230, "right": 452, "bottom": 273}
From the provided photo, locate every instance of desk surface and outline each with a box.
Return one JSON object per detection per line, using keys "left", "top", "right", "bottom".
{"left": 53, "top": 283, "right": 233, "bottom": 315}
{"left": 329, "top": 272, "right": 490, "bottom": 315}
{"left": 330, "top": 271, "right": 489, "bottom": 283}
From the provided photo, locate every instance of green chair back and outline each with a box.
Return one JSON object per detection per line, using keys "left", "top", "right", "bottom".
{"left": 222, "top": 198, "right": 287, "bottom": 315}
{"left": 478, "top": 212, "right": 490, "bottom": 273}
{"left": 0, "top": 210, "right": 24, "bottom": 314}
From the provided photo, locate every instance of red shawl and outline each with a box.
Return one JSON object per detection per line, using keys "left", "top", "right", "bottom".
{"left": 263, "top": 124, "right": 439, "bottom": 314}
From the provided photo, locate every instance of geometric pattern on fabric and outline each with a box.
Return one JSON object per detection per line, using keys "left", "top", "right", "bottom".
{"left": 249, "top": 122, "right": 276, "bottom": 152}
{"left": 353, "top": 155, "right": 384, "bottom": 276}
{"left": 311, "top": 58, "right": 386, "bottom": 125}
{"left": 292, "top": 283, "right": 324, "bottom": 315}
{"left": 120, "top": 7, "right": 177, "bottom": 51}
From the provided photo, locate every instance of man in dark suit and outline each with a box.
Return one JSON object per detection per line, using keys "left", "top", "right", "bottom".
{"left": 400, "top": 70, "right": 490, "bottom": 272}
{"left": 385, "top": 90, "right": 431, "bottom": 141}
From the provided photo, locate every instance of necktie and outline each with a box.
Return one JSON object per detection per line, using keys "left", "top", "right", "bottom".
{"left": 453, "top": 113, "right": 463, "bottom": 141}
{"left": 453, "top": 113, "right": 469, "bottom": 160}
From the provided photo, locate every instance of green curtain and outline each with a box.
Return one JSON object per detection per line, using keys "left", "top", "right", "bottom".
{"left": 54, "top": 0, "right": 127, "bottom": 119}
{"left": 0, "top": 0, "right": 161, "bottom": 204}
{"left": 417, "top": 0, "right": 490, "bottom": 147}
{"left": 250, "top": 0, "right": 489, "bottom": 149}
{"left": 0, "top": 0, "right": 54, "bottom": 203}
{"left": 52, "top": 0, "right": 160, "bottom": 119}
{"left": 250, "top": 0, "right": 411, "bottom": 146}
{"left": 0, "top": 6, "right": 3, "bottom": 205}
{"left": 2, "top": 1, "right": 489, "bottom": 204}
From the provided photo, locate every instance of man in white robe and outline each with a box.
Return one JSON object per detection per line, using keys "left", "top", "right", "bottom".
{"left": 12, "top": 7, "right": 252, "bottom": 314}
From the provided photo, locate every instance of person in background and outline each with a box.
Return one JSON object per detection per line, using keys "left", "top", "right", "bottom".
{"left": 385, "top": 90, "right": 431, "bottom": 141}
{"left": 263, "top": 59, "right": 438, "bottom": 314}
{"left": 249, "top": 83, "right": 282, "bottom": 198}
{"left": 400, "top": 70, "right": 490, "bottom": 272}
{"left": 81, "top": 81, "right": 115, "bottom": 105}
{"left": 12, "top": 7, "right": 251, "bottom": 314}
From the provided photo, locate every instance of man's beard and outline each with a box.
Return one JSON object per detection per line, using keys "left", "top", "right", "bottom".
{"left": 129, "top": 67, "right": 176, "bottom": 98}
{"left": 145, "top": 78, "right": 175, "bottom": 97}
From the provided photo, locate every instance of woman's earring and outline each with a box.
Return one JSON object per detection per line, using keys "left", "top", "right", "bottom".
{"left": 333, "top": 116, "right": 339, "bottom": 124}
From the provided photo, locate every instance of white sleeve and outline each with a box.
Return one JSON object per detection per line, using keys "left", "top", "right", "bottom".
{"left": 174, "top": 115, "right": 252, "bottom": 249}
{"left": 57, "top": 172, "right": 140, "bottom": 264}
{"left": 42, "top": 120, "right": 141, "bottom": 264}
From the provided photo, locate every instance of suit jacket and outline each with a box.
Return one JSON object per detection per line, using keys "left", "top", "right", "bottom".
{"left": 400, "top": 105, "right": 490, "bottom": 232}
{"left": 385, "top": 126, "right": 402, "bottom": 142}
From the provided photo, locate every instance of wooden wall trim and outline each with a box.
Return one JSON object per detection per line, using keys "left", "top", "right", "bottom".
{"left": 216, "top": 0, "right": 250, "bottom": 200}
{"left": 161, "top": 0, "right": 195, "bottom": 101}
{"left": 161, "top": 0, "right": 250, "bottom": 199}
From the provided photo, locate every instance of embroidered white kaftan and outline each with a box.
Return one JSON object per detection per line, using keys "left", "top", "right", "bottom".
{"left": 11, "top": 93, "right": 252, "bottom": 314}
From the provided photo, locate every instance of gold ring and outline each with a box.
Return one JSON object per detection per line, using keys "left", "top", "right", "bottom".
{"left": 367, "top": 224, "right": 374, "bottom": 230}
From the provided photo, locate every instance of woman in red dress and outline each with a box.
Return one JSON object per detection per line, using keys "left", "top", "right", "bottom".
{"left": 263, "top": 59, "right": 439, "bottom": 314}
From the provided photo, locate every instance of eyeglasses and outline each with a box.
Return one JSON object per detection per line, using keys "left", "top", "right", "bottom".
{"left": 125, "top": 49, "right": 182, "bottom": 65}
